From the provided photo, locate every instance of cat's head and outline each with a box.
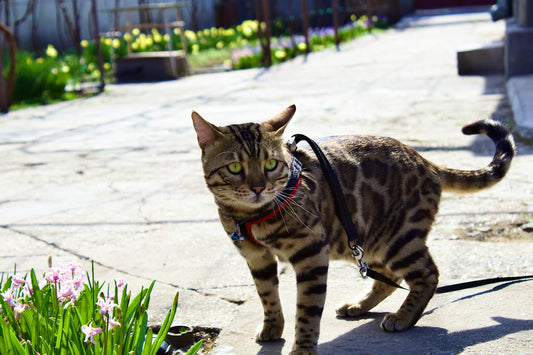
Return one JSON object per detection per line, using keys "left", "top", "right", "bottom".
{"left": 192, "top": 105, "right": 296, "bottom": 212}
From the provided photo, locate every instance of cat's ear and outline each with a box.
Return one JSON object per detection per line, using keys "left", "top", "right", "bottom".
{"left": 192, "top": 111, "right": 220, "bottom": 150}
{"left": 264, "top": 104, "right": 296, "bottom": 135}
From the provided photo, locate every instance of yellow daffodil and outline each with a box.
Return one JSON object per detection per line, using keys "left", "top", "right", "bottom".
{"left": 80, "top": 40, "right": 89, "bottom": 48}
{"left": 185, "top": 30, "right": 197, "bottom": 42}
{"left": 274, "top": 50, "right": 286, "bottom": 60}
{"left": 46, "top": 44, "right": 58, "bottom": 58}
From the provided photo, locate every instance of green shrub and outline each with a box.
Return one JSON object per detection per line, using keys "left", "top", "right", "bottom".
{"left": 10, "top": 48, "right": 71, "bottom": 106}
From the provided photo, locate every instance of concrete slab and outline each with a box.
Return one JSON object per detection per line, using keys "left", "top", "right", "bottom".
{"left": 507, "top": 74, "right": 533, "bottom": 141}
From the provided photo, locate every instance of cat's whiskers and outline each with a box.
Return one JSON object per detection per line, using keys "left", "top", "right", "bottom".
{"left": 272, "top": 191, "right": 316, "bottom": 233}
{"left": 271, "top": 194, "right": 291, "bottom": 234}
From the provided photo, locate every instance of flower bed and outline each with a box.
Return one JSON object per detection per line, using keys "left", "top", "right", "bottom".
{"left": 0, "top": 261, "right": 200, "bottom": 354}
{"left": 4, "top": 15, "right": 388, "bottom": 109}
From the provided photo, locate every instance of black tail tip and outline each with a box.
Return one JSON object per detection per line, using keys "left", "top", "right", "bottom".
{"left": 461, "top": 119, "right": 510, "bottom": 139}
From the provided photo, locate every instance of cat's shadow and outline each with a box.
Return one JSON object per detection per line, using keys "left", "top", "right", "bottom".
{"left": 255, "top": 313, "right": 532, "bottom": 354}
{"left": 256, "top": 338, "right": 286, "bottom": 355}
{"left": 320, "top": 315, "right": 533, "bottom": 354}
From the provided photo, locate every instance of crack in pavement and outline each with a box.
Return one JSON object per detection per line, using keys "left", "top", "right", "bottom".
{"left": 1, "top": 225, "right": 250, "bottom": 305}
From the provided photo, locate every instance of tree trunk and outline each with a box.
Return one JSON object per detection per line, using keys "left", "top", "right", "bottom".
{"left": 253, "top": 0, "right": 269, "bottom": 67}
{"left": 333, "top": 0, "right": 340, "bottom": 50}
{"left": 71, "top": 0, "right": 81, "bottom": 56}
{"left": 301, "top": 0, "right": 310, "bottom": 54}
{"left": 90, "top": 0, "right": 105, "bottom": 92}
{"left": 261, "top": 0, "right": 271, "bottom": 67}
{"left": 0, "top": 21, "right": 17, "bottom": 113}
{"left": 31, "top": 0, "right": 39, "bottom": 52}
{"left": 14, "top": 0, "right": 35, "bottom": 47}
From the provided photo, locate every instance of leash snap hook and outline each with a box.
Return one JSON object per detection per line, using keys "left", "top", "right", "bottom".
{"left": 350, "top": 244, "right": 368, "bottom": 278}
{"left": 288, "top": 136, "right": 298, "bottom": 153}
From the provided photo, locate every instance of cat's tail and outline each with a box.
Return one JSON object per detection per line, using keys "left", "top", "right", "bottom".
{"left": 437, "top": 119, "right": 515, "bottom": 193}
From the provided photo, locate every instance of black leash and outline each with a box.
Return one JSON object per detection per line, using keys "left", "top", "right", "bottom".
{"left": 435, "top": 275, "right": 533, "bottom": 294}
{"left": 289, "top": 134, "right": 533, "bottom": 294}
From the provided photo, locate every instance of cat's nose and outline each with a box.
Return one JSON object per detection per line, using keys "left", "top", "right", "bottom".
{"left": 251, "top": 186, "right": 265, "bottom": 195}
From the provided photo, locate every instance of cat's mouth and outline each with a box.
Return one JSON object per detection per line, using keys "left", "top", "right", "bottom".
{"left": 249, "top": 192, "right": 269, "bottom": 205}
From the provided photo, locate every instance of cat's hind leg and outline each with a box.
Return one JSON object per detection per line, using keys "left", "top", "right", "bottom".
{"left": 380, "top": 247, "right": 439, "bottom": 332}
{"left": 336, "top": 266, "right": 401, "bottom": 317}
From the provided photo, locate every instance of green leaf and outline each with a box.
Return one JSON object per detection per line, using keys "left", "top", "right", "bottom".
{"left": 140, "top": 328, "right": 152, "bottom": 355}
{"left": 186, "top": 340, "right": 203, "bottom": 355}
{"left": 149, "top": 292, "right": 178, "bottom": 355}
{"left": 55, "top": 307, "right": 66, "bottom": 349}
{"left": 140, "top": 281, "right": 155, "bottom": 310}
{"left": 133, "top": 307, "right": 148, "bottom": 355}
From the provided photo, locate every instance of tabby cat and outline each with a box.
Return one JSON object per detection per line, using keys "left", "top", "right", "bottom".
{"left": 191, "top": 105, "right": 514, "bottom": 355}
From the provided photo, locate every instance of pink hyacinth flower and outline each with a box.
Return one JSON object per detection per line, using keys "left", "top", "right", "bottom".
{"left": 13, "top": 301, "right": 29, "bottom": 321}
{"left": 11, "top": 274, "right": 26, "bottom": 289}
{"left": 96, "top": 296, "right": 117, "bottom": 316}
{"left": 115, "top": 278, "right": 127, "bottom": 288}
{"left": 107, "top": 315, "right": 121, "bottom": 330}
{"left": 45, "top": 267, "right": 62, "bottom": 284}
{"left": 1, "top": 289, "right": 15, "bottom": 308}
{"left": 81, "top": 322, "right": 102, "bottom": 344}
{"left": 60, "top": 261, "right": 82, "bottom": 278}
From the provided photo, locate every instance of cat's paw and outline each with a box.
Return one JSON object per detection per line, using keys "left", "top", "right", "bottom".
{"left": 335, "top": 302, "right": 367, "bottom": 317}
{"left": 255, "top": 320, "right": 284, "bottom": 342}
{"left": 380, "top": 313, "right": 413, "bottom": 332}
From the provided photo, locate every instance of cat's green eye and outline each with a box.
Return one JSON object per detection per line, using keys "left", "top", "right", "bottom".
{"left": 227, "top": 162, "right": 243, "bottom": 174}
{"left": 265, "top": 159, "right": 278, "bottom": 171}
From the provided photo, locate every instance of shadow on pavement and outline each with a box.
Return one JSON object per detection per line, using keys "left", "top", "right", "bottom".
{"left": 319, "top": 316, "right": 532, "bottom": 354}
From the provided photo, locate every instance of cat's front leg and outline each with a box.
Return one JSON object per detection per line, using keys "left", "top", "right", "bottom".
{"left": 289, "top": 239, "right": 329, "bottom": 355}
{"left": 245, "top": 250, "right": 285, "bottom": 342}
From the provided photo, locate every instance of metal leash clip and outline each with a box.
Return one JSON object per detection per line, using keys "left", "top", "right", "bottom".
{"left": 287, "top": 136, "right": 298, "bottom": 153}
{"left": 351, "top": 244, "right": 368, "bottom": 278}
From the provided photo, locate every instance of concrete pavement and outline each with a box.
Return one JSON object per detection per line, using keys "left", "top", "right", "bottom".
{"left": 1, "top": 8, "right": 532, "bottom": 354}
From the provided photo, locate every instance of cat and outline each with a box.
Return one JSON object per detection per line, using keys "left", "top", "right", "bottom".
{"left": 191, "top": 104, "right": 515, "bottom": 355}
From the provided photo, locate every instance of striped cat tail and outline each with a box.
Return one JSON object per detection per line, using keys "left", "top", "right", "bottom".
{"left": 438, "top": 119, "right": 515, "bottom": 192}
